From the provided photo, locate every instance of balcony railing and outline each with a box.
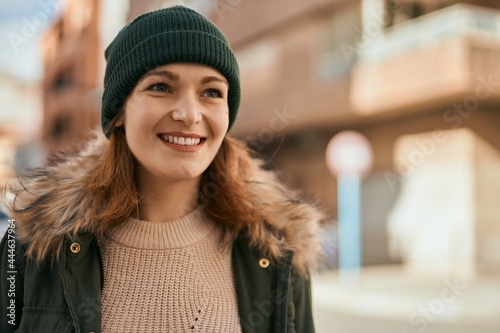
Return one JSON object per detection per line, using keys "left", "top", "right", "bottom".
{"left": 358, "top": 4, "right": 500, "bottom": 61}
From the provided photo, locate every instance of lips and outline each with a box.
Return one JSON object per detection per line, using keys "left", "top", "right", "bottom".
{"left": 158, "top": 134, "right": 202, "bottom": 146}
{"left": 157, "top": 133, "right": 206, "bottom": 152}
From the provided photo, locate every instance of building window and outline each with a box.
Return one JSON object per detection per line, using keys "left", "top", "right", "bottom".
{"left": 316, "top": 3, "right": 362, "bottom": 79}
{"left": 51, "top": 114, "right": 71, "bottom": 141}
{"left": 52, "top": 71, "right": 74, "bottom": 92}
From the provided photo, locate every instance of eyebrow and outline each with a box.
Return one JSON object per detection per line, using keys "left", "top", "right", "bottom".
{"left": 139, "top": 70, "right": 228, "bottom": 88}
{"left": 139, "top": 70, "right": 179, "bottom": 83}
{"left": 201, "top": 76, "right": 229, "bottom": 87}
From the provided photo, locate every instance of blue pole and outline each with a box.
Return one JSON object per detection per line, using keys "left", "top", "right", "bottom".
{"left": 338, "top": 175, "right": 362, "bottom": 282}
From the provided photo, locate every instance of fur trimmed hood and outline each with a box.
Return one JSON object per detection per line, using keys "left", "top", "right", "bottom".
{"left": 3, "top": 132, "right": 324, "bottom": 274}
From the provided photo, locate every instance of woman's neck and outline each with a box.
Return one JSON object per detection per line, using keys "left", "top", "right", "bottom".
{"left": 136, "top": 173, "right": 200, "bottom": 222}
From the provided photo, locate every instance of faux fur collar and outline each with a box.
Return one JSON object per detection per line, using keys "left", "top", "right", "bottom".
{"left": 3, "top": 132, "right": 323, "bottom": 274}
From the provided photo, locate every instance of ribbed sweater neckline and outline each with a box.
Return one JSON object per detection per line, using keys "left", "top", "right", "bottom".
{"left": 105, "top": 207, "right": 215, "bottom": 249}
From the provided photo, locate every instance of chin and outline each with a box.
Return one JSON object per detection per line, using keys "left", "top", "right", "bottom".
{"left": 163, "top": 169, "right": 205, "bottom": 183}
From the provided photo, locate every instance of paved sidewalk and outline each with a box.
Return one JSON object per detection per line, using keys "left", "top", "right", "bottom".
{"left": 311, "top": 265, "right": 500, "bottom": 333}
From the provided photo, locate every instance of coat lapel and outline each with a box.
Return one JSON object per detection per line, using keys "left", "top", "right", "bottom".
{"left": 232, "top": 236, "right": 293, "bottom": 333}
{"left": 59, "top": 233, "right": 102, "bottom": 333}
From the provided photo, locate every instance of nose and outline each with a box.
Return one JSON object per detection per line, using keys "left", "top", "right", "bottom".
{"left": 171, "top": 92, "right": 202, "bottom": 126}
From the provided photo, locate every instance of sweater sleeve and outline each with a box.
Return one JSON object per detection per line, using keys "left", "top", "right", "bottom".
{"left": 0, "top": 220, "right": 25, "bottom": 333}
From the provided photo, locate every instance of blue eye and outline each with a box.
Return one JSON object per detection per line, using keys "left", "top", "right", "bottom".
{"left": 203, "top": 89, "right": 223, "bottom": 98}
{"left": 147, "top": 83, "right": 170, "bottom": 92}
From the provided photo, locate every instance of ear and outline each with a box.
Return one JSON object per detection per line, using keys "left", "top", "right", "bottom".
{"left": 114, "top": 112, "right": 124, "bottom": 127}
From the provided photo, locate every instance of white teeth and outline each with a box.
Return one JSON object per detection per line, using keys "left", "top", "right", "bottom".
{"left": 160, "top": 135, "right": 201, "bottom": 146}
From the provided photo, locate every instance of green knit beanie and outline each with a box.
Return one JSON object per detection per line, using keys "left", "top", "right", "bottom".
{"left": 101, "top": 5, "right": 240, "bottom": 137}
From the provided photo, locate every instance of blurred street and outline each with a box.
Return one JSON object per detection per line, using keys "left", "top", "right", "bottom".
{"left": 312, "top": 266, "right": 500, "bottom": 333}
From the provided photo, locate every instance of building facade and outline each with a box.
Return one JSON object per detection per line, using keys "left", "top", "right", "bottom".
{"left": 42, "top": 0, "right": 101, "bottom": 152}
{"left": 209, "top": 0, "right": 500, "bottom": 276}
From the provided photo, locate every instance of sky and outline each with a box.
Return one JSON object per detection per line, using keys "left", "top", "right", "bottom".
{"left": 0, "top": 0, "right": 62, "bottom": 82}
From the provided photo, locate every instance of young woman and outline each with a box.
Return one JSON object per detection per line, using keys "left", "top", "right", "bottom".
{"left": 0, "top": 6, "right": 322, "bottom": 333}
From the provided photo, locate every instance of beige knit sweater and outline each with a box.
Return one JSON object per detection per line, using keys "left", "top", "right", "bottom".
{"left": 100, "top": 207, "right": 242, "bottom": 333}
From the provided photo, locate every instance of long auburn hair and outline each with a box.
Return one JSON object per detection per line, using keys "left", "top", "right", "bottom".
{"left": 83, "top": 123, "right": 269, "bottom": 241}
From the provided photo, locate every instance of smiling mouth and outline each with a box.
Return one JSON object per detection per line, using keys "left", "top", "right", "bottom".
{"left": 157, "top": 134, "right": 206, "bottom": 146}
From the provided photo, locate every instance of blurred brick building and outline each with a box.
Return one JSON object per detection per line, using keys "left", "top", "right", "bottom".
{"left": 42, "top": 0, "right": 101, "bottom": 151}
{"left": 41, "top": 0, "right": 500, "bottom": 278}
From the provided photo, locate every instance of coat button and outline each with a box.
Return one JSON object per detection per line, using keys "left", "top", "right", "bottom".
{"left": 70, "top": 242, "right": 81, "bottom": 254}
{"left": 259, "top": 258, "right": 270, "bottom": 268}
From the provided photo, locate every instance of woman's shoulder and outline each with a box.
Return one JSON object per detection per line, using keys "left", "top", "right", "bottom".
{"left": 239, "top": 158, "right": 325, "bottom": 275}
{"left": 1, "top": 133, "right": 106, "bottom": 261}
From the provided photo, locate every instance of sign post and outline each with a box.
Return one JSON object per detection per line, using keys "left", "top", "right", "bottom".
{"left": 325, "top": 130, "right": 373, "bottom": 283}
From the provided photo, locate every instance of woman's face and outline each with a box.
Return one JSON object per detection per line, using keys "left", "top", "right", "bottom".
{"left": 116, "top": 63, "right": 229, "bottom": 185}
